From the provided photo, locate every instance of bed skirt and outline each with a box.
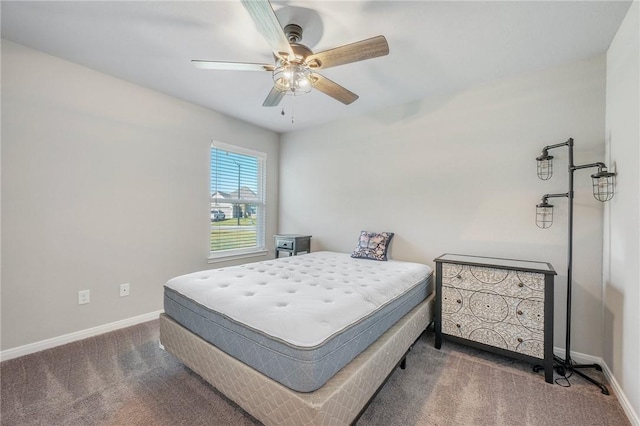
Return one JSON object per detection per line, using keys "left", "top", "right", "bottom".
{"left": 159, "top": 292, "right": 434, "bottom": 425}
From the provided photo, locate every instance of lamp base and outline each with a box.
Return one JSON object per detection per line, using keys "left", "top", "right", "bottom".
{"left": 536, "top": 356, "right": 610, "bottom": 395}
{"left": 533, "top": 355, "right": 610, "bottom": 395}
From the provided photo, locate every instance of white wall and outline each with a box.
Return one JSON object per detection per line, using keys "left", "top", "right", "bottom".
{"left": 604, "top": 1, "right": 640, "bottom": 418}
{"left": 280, "top": 56, "right": 607, "bottom": 357}
{"left": 0, "top": 40, "right": 280, "bottom": 351}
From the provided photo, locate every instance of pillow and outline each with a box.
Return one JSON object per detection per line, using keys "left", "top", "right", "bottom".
{"left": 351, "top": 231, "right": 394, "bottom": 261}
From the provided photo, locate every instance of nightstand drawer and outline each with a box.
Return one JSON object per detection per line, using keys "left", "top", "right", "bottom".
{"left": 276, "top": 239, "right": 293, "bottom": 250}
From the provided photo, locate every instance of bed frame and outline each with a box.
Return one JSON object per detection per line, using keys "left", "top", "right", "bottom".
{"left": 160, "top": 292, "right": 434, "bottom": 425}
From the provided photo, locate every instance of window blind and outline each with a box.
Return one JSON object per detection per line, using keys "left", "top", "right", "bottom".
{"left": 210, "top": 144, "right": 266, "bottom": 256}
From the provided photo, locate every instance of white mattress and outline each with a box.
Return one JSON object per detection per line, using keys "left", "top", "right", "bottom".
{"left": 165, "top": 251, "right": 432, "bottom": 348}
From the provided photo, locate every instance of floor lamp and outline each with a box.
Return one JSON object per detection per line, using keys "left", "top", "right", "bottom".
{"left": 534, "top": 137, "right": 615, "bottom": 395}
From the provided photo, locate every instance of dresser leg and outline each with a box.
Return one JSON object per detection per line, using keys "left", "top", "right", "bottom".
{"left": 434, "top": 317, "right": 442, "bottom": 349}
{"left": 435, "top": 331, "right": 442, "bottom": 349}
{"left": 544, "top": 358, "right": 554, "bottom": 384}
{"left": 533, "top": 362, "right": 554, "bottom": 384}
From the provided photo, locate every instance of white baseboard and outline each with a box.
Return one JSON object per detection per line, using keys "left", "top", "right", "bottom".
{"left": 554, "top": 346, "right": 639, "bottom": 426}
{"left": 0, "top": 310, "right": 164, "bottom": 362}
{"left": 602, "top": 360, "right": 640, "bottom": 426}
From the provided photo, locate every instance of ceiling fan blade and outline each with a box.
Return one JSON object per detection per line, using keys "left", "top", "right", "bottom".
{"left": 191, "top": 60, "right": 274, "bottom": 72}
{"left": 262, "top": 86, "right": 285, "bottom": 107}
{"left": 241, "top": 0, "right": 295, "bottom": 61}
{"left": 312, "top": 74, "right": 359, "bottom": 105}
{"left": 306, "top": 35, "right": 389, "bottom": 70}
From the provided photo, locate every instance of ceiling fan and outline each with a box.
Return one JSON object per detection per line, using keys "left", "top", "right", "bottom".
{"left": 191, "top": 0, "right": 389, "bottom": 107}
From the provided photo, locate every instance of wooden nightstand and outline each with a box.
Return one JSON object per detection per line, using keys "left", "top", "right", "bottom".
{"left": 274, "top": 234, "right": 312, "bottom": 258}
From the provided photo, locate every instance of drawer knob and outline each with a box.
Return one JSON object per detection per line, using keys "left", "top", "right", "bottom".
{"left": 456, "top": 323, "right": 461, "bottom": 328}
{"left": 518, "top": 282, "right": 524, "bottom": 288}
{"left": 517, "top": 337, "right": 523, "bottom": 343}
{"left": 456, "top": 299, "right": 462, "bottom": 304}
{"left": 517, "top": 310, "right": 523, "bottom": 315}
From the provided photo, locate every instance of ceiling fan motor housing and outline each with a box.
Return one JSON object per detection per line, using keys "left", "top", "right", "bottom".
{"left": 284, "top": 24, "right": 303, "bottom": 44}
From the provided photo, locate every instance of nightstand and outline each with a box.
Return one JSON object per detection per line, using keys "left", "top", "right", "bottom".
{"left": 274, "top": 234, "right": 311, "bottom": 258}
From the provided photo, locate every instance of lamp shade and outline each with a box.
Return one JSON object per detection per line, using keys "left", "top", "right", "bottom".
{"left": 536, "top": 152, "right": 553, "bottom": 180}
{"left": 591, "top": 169, "right": 615, "bottom": 202}
{"left": 273, "top": 64, "right": 312, "bottom": 94}
{"left": 536, "top": 200, "right": 553, "bottom": 229}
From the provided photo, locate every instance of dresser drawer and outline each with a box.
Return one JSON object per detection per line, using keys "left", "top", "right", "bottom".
{"left": 442, "top": 312, "right": 544, "bottom": 359}
{"left": 443, "top": 285, "right": 545, "bottom": 331}
{"left": 443, "top": 263, "right": 545, "bottom": 299}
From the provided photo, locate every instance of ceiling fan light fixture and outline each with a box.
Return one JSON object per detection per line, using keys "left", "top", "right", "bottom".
{"left": 273, "top": 63, "right": 312, "bottom": 94}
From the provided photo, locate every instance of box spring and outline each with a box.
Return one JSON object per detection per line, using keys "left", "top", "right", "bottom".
{"left": 159, "top": 292, "right": 434, "bottom": 425}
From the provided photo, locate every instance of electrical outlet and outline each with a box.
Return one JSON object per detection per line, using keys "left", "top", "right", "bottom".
{"left": 78, "top": 289, "right": 90, "bottom": 305}
{"left": 120, "top": 283, "right": 130, "bottom": 297}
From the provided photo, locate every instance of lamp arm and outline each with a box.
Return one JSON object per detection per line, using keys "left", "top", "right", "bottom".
{"left": 572, "top": 162, "right": 607, "bottom": 172}
{"left": 542, "top": 193, "right": 569, "bottom": 200}
{"left": 541, "top": 138, "right": 573, "bottom": 153}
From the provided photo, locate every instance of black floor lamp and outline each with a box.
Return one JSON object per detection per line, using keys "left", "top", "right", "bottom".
{"left": 534, "top": 137, "right": 616, "bottom": 395}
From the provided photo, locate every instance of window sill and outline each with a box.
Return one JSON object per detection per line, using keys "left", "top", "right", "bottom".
{"left": 207, "top": 249, "right": 269, "bottom": 264}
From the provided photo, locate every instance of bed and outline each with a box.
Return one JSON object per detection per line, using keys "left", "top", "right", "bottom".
{"left": 160, "top": 251, "right": 434, "bottom": 425}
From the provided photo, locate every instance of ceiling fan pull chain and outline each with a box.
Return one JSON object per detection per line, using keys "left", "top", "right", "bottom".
{"left": 280, "top": 94, "right": 295, "bottom": 123}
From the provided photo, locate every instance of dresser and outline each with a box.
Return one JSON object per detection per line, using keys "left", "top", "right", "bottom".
{"left": 274, "top": 234, "right": 311, "bottom": 258}
{"left": 434, "top": 254, "right": 556, "bottom": 383}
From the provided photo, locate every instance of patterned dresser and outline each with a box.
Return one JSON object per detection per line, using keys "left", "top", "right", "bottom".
{"left": 434, "top": 254, "right": 556, "bottom": 383}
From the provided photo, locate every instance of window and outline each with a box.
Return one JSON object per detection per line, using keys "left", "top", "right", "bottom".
{"left": 210, "top": 142, "right": 266, "bottom": 259}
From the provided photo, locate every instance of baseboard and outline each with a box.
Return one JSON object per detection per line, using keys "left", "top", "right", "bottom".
{"left": 553, "top": 346, "right": 602, "bottom": 365}
{"left": 554, "top": 346, "right": 640, "bottom": 426}
{"left": 602, "top": 360, "right": 640, "bottom": 426}
{"left": 0, "top": 310, "right": 164, "bottom": 362}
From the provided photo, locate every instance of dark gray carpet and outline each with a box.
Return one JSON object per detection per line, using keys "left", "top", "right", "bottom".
{"left": 1, "top": 320, "right": 630, "bottom": 425}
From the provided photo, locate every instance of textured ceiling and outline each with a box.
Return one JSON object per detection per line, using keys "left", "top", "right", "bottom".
{"left": 1, "top": 1, "right": 632, "bottom": 133}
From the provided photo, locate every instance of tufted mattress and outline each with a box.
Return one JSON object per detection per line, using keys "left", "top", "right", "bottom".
{"left": 163, "top": 251, "right": 433, "bottom": 392}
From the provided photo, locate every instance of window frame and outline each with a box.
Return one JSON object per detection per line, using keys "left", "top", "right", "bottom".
{"left": 208, "top": 141, "right": 267, "bottom": 262}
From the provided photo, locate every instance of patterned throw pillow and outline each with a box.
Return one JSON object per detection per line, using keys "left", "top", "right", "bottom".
{"left": 351, "top": 231, "right": 394, "bottom": 261}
